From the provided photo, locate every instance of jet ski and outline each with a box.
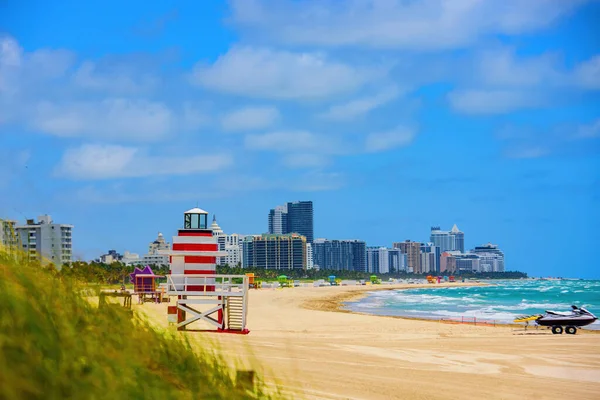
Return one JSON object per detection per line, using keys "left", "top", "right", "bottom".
{"left": 536, "top": 305, "right": 597, "bottom": 334}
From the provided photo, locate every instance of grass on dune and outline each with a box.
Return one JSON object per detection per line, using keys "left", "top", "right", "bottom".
{"left": 0, "top": 250, "right": 281, "bottom": 400}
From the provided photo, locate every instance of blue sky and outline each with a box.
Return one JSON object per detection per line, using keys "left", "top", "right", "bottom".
{"left": 0, "top": 0, "right": 598, "bottom": 278}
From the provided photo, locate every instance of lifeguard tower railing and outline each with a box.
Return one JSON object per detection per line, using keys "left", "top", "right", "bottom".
{"left": 166, "top": 274, "right": 249, "bottom": 333}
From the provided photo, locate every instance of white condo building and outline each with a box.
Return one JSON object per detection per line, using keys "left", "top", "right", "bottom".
{"left": 471, "top": 243, "right": 505, "bottom": 272}
{"left": 211, "top": 215, "right": 245, "bottom": 267}
{"left": 306, "top": 243, "right": 314, "bottom": 269}
{"left": 122, "top": 233, "right": 170, "bottom": 266}
{"left": 15, "top": 215, "right": 73, "bottom": 266}
{"left": 367, "top": 247, "right": 407, "bottom": 274}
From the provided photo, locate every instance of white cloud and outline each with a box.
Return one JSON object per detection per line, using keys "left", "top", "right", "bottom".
{"left": 576, "top": 119, "right": 600, "bottom": 138}
{"left": 55, "top": 144, "right": 233, "bottom": 180}
{"left": 72, "top": 60, "right": 158, "bottom": 94}
{"left": 220, "top": 106, "right": 279, "bottom": 131}
{"left": 245, "top": 130, "right": 321, "bottom": 152}
{"left": 30, "top": 99, "right": 174, "bottom": 141}
{"left": 191, "top": 46, "right": 374, "bottom": 99}
{"left": 475, "top": 48, "right": 564, "bottom": 87}
{"left": 282, "top": 153, "right": 330, "bottom": 168}
{"left": 0, "top": 36, "right": 23, "bottom": 67}
{"left": 319, "top": 86, "right": 401, "bottom": 121}
{"left": 290, "top": 171, "right": 345, "bottom": 192}
{"left": 244, "top": 130, "right": 347, "bottom": 154}
{"left": 0, "top": 36, "right": 74, "bottom": 94}
{"left": 574, "top": 55, "right": 600, "bottom": 90}
{"left": 505, "top": 146, "right": 551, "bottom": 159}
{"left": 365, "top": 126, "right": 416, "bottom": 152}
{"left": 448, "top": 89, "right": 542, "bottom": 114}
{"left": 447, "top": 48, "right": 600, "bottom": 114}
{"left": 230, "top": 0, "right": 585, "bottom": 50}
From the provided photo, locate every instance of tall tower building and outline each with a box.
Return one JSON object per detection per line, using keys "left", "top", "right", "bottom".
{"left": 242, "top": 234, "right": 306, "bottom": 270}
{"left": 267, "top": 201, "right": 314, "bottom": 243}
{"left": 15, "top": 215, "right": 73, "bottom": 267}
{"left": 451, "top": 224, "right": 465, "bottom": 253}
{"left": 430, "top": 224, "right": 465, "bottom": 253}
{"left": 393, "top": 240, "right": 422, "bottom": 274}
{"left": 268, "top": 205, "right": 288, "bottom": 234}
{"left": 286, "top": 201, "right": 313, "bottom": 243}
{"left": 312, "top": 239, "right": 366, "bottom": 272}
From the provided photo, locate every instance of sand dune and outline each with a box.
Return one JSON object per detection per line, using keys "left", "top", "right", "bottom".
{"left": 139, "top": 283, "right": 600, "bottom": 399}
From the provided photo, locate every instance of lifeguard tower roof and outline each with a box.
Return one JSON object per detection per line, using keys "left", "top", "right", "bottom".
{"left": 185, "top": 207, "right": 208, "bottom": 214}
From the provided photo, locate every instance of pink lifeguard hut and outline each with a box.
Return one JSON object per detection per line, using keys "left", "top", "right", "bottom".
{"left": 130, "top": 265, "right": 164, "bottom": 303}
{"left": 161, "top": 207, "right": 249, "bottom": 334}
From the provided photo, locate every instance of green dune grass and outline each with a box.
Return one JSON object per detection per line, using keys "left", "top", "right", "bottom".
{"left": 0, "top": 251, "right": 280, "bottom": 400}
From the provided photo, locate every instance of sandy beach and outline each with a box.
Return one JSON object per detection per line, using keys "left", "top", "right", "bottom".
{"left": 139, "top": 283, "right": 600, "bottom": 400}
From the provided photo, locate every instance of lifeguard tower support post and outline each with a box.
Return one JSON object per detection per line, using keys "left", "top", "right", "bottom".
{"left": 163, "top": 207, "right": 250, "bottom": 334}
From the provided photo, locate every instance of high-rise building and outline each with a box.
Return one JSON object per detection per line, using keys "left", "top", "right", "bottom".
{"left": 286, "top": 201, "right": 314, "bottom": 243}
{"left": 306, "top": 242, "right": 314, "bottom": 269}
{"left": 312, "top": 239, "right": 366, "bottom": 272}
{"left": 367, "top": 247, "right": 407, "bottom": 274}
{"left": 242, "top": 234, "right": 306, "bottom": 270}
{"left": 268, "top": 205, "right": 288, "bottom": 235}
{"left": 99, "top": 249, "right": 123, "bottom": 264}
{"left": 268, "top": 201, "right": 314, "bottom": 243}
{"left": 440, "top": 252, "right": 457, "bottom": 273}
{"left": 420, "top": 242, "right": 441, "bottom": 274}
{"left": 471, "top": 243, "right": 505, "bottom": 272}
{"left": 210, "top": 215, "right": 245, "bottom": 267}
{"left": 148, "top": 232, "right": 170, "bottom": 254}
{"left": 15, "top": 215, "right": 73, "bottom": 266}
{"left": 430, "top": 224, "right": 465, "bottom": 253}
{"left": 452, "top": 224, "right": 465, "bottom": 253}
{"left": 0, "top": 219, "right": 18, "bottom": 248}
{"left": 455, "top": 253, "right": 480, "bottom": 272}
{"left": 393, "top": 240, "right": 421, "bottom": 273}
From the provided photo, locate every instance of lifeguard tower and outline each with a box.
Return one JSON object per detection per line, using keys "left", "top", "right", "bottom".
{"left": 130, "top": 265, "right": 165, "bottom": 303}
{"left": 162, "top": 207, "right": 250, "bottom": 334}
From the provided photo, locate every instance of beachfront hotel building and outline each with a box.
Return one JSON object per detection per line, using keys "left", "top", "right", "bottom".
{"left": 15, "top": 215, "right": 73, "bottom": 266}
{"left": 430, "top": 224, "right": 465, "bottom": 253}
{"left": 471, "top": 243, "right": 505, "bottom": 272}
{"left": 312, "top": 239, "right": 367, "bottom": 272}
{"left": 242, "top": 233, "right": 307, "bottom": 270}
{"left": 367, "top": 247, "right": 407, "bottom": 274}
{"left": 440, "top": 252, "right": 457, "bottom": 273}
{"left": 393, "top": 240, "right": 421, "bottom": 273}
{"left": 268, "top": 200, "right": 314, "bottom": 243}
{"left": 454, "top": 253, "right": 480, "bottom": 272}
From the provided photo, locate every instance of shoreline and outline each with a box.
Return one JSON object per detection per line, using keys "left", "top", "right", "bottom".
{"left": 302, "top": 282, "right": 600, "bottom": 333}
{"left": 301, "top": 281, "right": 486, "bottom": 313}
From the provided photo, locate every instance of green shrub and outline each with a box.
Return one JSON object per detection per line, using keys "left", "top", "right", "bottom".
{"left": 0, "top": 251, "right": 279, "bottom": 400}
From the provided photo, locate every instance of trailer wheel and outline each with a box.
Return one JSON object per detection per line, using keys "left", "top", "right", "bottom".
{"left": 565, "top": 326, "right": 577, "bottom": 335}
{"left": 551, "top": 326, "right": 563, "bottom": 334}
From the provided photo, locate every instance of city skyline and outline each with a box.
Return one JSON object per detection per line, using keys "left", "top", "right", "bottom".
{"left": 0, "top": 1, "right": 598, "bottom": 278}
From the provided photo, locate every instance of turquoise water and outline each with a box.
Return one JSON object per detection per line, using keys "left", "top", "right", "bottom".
{"left": 346, "top": 279, "right": 600, "bottom": 330}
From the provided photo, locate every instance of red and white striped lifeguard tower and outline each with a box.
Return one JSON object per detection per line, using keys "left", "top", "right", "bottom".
{"left": 163, "top": 207, "right": 249, "bottom": 334}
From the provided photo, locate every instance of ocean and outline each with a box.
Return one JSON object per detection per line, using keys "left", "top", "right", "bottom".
{"left": 345, "top": 279, "right": 600, "bottom": 330}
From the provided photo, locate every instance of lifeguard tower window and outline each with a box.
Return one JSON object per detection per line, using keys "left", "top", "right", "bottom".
{"left": 184, "top": 213, "right": 207, "bottom": 229}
